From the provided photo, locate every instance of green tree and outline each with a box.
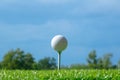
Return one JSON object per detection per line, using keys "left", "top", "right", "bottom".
{"left": 1, "top": 48, "right": 35, "bottom": 69}
{"left": 0, "top": 62, "right": 2, "bottom": 69}
{"left": 23, "top": 53, "right": 35, "bottom": 69}
{"left": 97, "top": 58, "right": 103, "bottom": 69}
{"left": 1, "top": 48, "right": 24, "bottom": 69}
{"left": 87, "top": 50, "right": 114, "bottom": 69}
{"left": 102, "top": 53, "right": 113, "bottom": 69}
{"left": 38, "top": 57, "right": 56, "bottom": 70}
{"left": 32, "top": 62, "right": 38, "bottom": 70}
{"left": 87, "top": 50, "right": 97, "bottom": 69}
{"left": 118, "top": 60, "right": 120, "bottom": 69}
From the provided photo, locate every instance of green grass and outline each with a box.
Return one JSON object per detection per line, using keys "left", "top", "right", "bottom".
{"left": 0, "top": 69, "right": 120, "bottom": 80}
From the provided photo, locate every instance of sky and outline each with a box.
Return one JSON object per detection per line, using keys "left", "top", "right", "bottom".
{"left": 0, "top": 0, "right": 120, "bottom": 65}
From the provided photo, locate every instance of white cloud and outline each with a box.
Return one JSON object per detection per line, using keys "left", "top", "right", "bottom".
{"left": 0, "top": 0, "right": 16, "bottom": 3}
{"left": 0, "top": 24, "right": 38, "bottom": 41}
{"left": 44, "top": 20, "right": 73, "bottom": 31}
{"left": 0, "top": 0, "right": 72, "bottom": 6}
{"left": 36, "top": 0, "right": 72, "bottom": 4}
{"left": 0, "top": 20, "right": 76, "bottom": 42}
{"left": 70, "top": 0, "right": 120, "bottom": 16}
{"left": 1, "top": 0, "right": 119, "bottom": 18}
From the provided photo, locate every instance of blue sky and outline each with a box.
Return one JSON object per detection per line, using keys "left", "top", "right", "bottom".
{"left": 0, "top": 0, "right": 120, "bottom": 65}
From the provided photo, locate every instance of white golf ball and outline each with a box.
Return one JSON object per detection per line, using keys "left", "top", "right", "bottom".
{"left": 51, "top": 35, "right": 68, "bottom": 52}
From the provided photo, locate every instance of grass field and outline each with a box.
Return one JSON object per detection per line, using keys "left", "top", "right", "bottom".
{"left": 0, "top": 69, "right": 120, "bottom": 80}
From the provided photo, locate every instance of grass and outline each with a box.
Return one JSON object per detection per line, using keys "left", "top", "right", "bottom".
{"left": 0, "top": 69, "right": 120, "bottom": 80}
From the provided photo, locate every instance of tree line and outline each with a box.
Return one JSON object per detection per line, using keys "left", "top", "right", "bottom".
{"left": 0, "top": 48, "right": 120, "bottom": 70}
{"left": 0, "top": 48, "right": 56, "bottom": 70}
{"left": 70, "top": 50, "right": 120, "bottom": 69}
